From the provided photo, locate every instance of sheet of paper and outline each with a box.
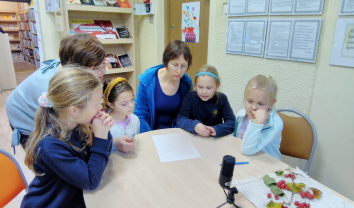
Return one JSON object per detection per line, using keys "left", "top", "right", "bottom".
{"left": 226, "top": 20, "right": 245, "bottom": 54}
{"left": 269, "top": 0, "right": 323, "bottom": 15}
{"left": 330, "top": 18, "right": 354, "bottom": 67}
{"left": 244, "top": 20, "right": 267, "bottom": 57}
{"left": 228, "top": 0, "right": 268, "bottom": 16}
{"left": 265, "top": 20, "right": 292, "bottom": 58}
{"left": 339, "top": 0, "right": 354, "bottom": 15}
{"left": 153, "top": 133, "right": 201, "bottom": 163}
{"left": 289, "top": 19, "right": 321, "bottom": 62}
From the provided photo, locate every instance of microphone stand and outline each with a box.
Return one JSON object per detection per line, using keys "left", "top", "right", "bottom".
{"left": 216, "top": 186, "right": 241, "bottom": 208}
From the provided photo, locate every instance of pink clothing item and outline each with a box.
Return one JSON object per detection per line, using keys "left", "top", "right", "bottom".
{"left": 114, "top": 115, "right": 131, "bottom": 130}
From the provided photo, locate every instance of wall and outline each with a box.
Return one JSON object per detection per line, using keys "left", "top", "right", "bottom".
{"left": 135, "top": 0, "right": 165, "bottom": 74}
{"left": 207, "top": 0, "right": 353, "bottom": 200}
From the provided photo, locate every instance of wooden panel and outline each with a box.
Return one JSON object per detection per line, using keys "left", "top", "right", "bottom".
{"left": 166, "top": 0, "right": 210, "bottom": 83}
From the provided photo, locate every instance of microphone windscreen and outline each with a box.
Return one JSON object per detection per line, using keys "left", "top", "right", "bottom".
{"left": 221, "top": 155, "right": 235, "bottom": 177}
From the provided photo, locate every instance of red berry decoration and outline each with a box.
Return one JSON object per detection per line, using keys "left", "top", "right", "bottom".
{"left": 305, "top": 191, "right": 315, "bottom": 199}
{"left": 275, "top": 194, "right": 279, "bottom": 200}
{"left": 286, "top": 185, "right": 290, "bottom": 190}
{"left": 300, "top": 202, "right": 306, "bottom": 207}
{"left": 267, "top": 193, "right": 271, "bottom": 198}
{"left": 277, "top": 182, "right": 282, "bottom": 187}
{"left": 292, "top": 175, "right": 296, "bottom": 179}
{"left": 281, "top": 184, "right": 286, "bottom": 189}
{"left": 305, "top": 203, "right": 311, "bottom": 208}
{"left": 300, "top": 191, "right": 305, "bottom": 198}
{"left": 281, "top": 180, "right": 286, "bottom": 184}
{"left": 285, "top": 174, "right": 289, "bottom": 178}
{"left": 294, "top": 201, "right": 299, "bottom": 206}
{"left": 288, "top": 174, "right": 292, "bottom": 177}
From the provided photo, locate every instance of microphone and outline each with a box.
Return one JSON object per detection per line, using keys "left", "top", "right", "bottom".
{"left": 219, "top": 155, "right": 235, "bottom": 188}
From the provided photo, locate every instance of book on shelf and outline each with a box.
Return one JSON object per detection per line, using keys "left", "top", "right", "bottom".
{"left": 0, "top": 24, "right": 7, "bottom": 29}
{"left": 80, "top": 0, "right": 94, "bottom": 5}
{"left": 93, "top": 0, "right": 107, "bottom": 6}
{"left": 106, "top": 0, "right": 119, "bottom": 7}
{"left": 70, "top": 19, "right": 118, "bottom": 39}
{"left": 116, "top": 25, "right": 131, "bottom": 38}
{"left": 117, "top": 54, "right": 132, "bottom": 68}
{"left": 67, "top": 0, "right": 81, "bottom": 4}
{"left": 106, "top": 54, "right": 122, "bottom": 69}
{"left": 117, "top": 0, "right": 131, "bottom": 8}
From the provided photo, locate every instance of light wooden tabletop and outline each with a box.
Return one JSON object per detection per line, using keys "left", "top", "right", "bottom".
{"left": 83, "top": 128, "right": 353, "bottom": 208}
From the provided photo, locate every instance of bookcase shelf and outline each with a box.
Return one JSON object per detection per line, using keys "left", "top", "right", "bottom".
{"left": 0, "top": 10, "right": 22, "bottom": 62}
{"left": 61, "top": 0, "right": 136, "bottom": 90}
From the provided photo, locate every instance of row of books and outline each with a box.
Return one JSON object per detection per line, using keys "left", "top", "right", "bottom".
{"left": 19, "top": 30, "right": 32, "bottom": 39}
{"left": 10, "top": 43, "right": 21, "bottom": 50}
{"left": 0, "top": 14, "right": 16, "bottom": 20}
{"left": 106, "top": 53, "right": 132, "bottom": 68}
{"left": 20, "top": 13, "right": 29, "bottom": 21}
{"left": 24, "top": 55, "right": 36, "bottom": 65}
{"left": 30, "top": 21, "right": 37, "bottom": 34}
{"left": 19, "top": 21, "right": 30, "bottom": 30}
{"left": 0, "top": 23, "right": 17, "bottom": 30}
{"left": 70, "top": 20, "right": 131, "bottom": 39}
{"left": 33, "top": 47, "right": 40, "bottom": 60}
{"left": 32, "top": 35, "right": 38, "bottom": 47}
{"left": 12, "top": 52, "right": 22, "bottom": 59}
{"left": 21, "top": 38, "right": 33, "bottom": 49}
{"left": 7, "top": 33, "right": 19, "bottom": 40}
{"left": 67, "top": 0, "right": 131, "bottom": 8}
{"left": 23, "top": 47, "right": 34, "bottom": 57}
{"left": 28, "top": 9, "right": 35, "bottom": 21}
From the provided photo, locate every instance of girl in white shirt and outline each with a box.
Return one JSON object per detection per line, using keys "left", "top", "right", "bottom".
{"left": 104, "top": 77, "right": 140, "bottom": 152}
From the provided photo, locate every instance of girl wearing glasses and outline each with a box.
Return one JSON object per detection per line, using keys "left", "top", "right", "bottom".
{"left": 134, "top": 40, "right": 193, "bottom": 133}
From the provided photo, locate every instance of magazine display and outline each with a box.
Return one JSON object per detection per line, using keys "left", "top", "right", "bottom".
{"left": 117, "top": 0, "right": 131, "bottom": 8}
{"left": 67, "top": 0, "right": 81, "bottom": 4}
{"left": 116, "top": 25, "right": 131, "bottom": 38}
{"left": 70, "top": 19, "right": 118, "bottom": 39}
{"left": 106, "top": 54, "right": 122, "bottom": 68}
{"left": 80, "top": 0, "right": 94, "bottom": 5}
{"left": 106, "top": 0, "right": 119, "bottom": 7}
{"left": 93, "top": 0, "right": 107, "bottom": 6}
{"left": 117, "top": 54, "right": 132, "bottom": 67}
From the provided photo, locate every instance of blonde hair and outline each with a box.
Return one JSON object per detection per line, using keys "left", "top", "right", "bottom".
{"left": 244, "top": 75, "right": 278, "bottom": 102}
{"left": 25, "top": 67, "right": 103, "bottom": 174}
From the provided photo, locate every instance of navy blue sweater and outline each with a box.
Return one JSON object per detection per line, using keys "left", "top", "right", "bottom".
{"left": 21, "top": 129, "right": 112, "bottom": 208}
{"left": 177, "top": 91, "right": 236, "bottom": 137}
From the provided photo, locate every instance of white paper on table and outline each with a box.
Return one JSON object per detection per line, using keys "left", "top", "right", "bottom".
{"left": 152, "top": 133, "right": 201, "bottom": 163}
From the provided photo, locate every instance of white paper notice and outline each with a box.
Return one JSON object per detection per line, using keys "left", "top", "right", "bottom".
{"left": 153, "top": 133, "right": 201, "bottom": 163}
{"left": 265, "top": 20, "right": 292, "bottom": 58}
{"left": 269, "top": 0, "right": 323, "bottom": 15}
{"left": 226, "top": 19, "right": 267, "bottom": 57}
{"left": 330, "top": 18, "right": 354, "bottom": 67}
{"left": 226, "top": 20, "right": 245, "bottom": 53}
{"left": 339, "top": 0, "right": 354, "bottom": 15}
{"left": 265, "top": 18, "right": 322, "bottom": 63}
{"left": 289, "top": 20, "right": 321, "bottom": 62}
{"left": 228, "top": 0, "right": 268, "bottom": 16}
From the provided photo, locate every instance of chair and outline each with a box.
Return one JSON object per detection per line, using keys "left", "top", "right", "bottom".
{"left": 0, "top": 149, "right": 28, "bottom": 207}
{"left": 276, "top": 108, "right": 317, "bottom": 175}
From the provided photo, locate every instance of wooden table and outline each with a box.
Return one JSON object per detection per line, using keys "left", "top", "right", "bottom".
{"left": 83, "top": 128, "right": 353, "bottom": 207}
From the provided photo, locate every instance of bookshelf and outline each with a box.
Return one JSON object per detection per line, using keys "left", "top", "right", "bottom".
{"left": 0, "top": 10, "right": 22, "bottom": 62}
{"left": 61, "top": 0, "right": 136, "bottom": 90}
{"left": 18, "top": 9, "right": 40, "bottom": 68}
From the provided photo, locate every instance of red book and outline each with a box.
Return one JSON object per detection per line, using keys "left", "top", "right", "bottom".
{"left": 117, "top": 0, "right": 131, "bottom": 8}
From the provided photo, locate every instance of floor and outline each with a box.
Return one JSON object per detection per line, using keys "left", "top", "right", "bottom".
{"left": 1, "top": 61, "right": 36, "bottom": 208}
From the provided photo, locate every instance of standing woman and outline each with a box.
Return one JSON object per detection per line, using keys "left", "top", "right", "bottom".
{"left": 135, "top": 40, "right": 193, "bottom": 133}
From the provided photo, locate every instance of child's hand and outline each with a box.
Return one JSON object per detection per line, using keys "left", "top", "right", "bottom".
{"left": 113, "top": 136, "right": 135, "bottom": 153}
{"left": 205, "top": 126, "right": 216, "bottom": 136}
{"left": 252, "top": 109, "right": 270, "bottom": 124}
{"left": 194, "top": 123, "right": 211, "bottom": 137}
{"left": 91, "top": 111, "right": 114, "bottom": 139}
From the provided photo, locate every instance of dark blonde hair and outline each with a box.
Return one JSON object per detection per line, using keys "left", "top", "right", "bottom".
{"left": 244, "top": 75, "right": 278, "bottom": 102}
{"left": 59, "top": 33, "right": 105, "bottom": 67}
{"left": 163, "top": 40, "right": 192, "bottom": 69}
{"left": 103, "top": 79, "right": 134, "bottom": 111}
{"left": 25, "top": 67, "right": 103, "bottom": 174}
